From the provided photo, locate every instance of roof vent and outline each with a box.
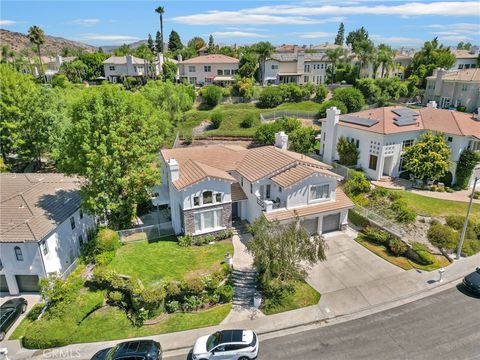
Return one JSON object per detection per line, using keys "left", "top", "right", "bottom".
{"left": 19, "top": 203, "right": 24, "bottom": 209}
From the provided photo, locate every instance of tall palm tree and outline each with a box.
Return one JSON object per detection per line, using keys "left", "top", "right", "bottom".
{"left": 253, "top": 41, "right": 274, "bottom": 85}
{"left": 355, "top": 39, "right": 375, "bottom": 78}
{"left": 155, "top": 6, "right": 165, "bottom": 53}
{"left": 28, "top": 25, "right": 46, "bottom": 82}
{"left": 377, "top": 44, "right": 395, "bottom": 78}
{"left": 325, "top": 47, "right": 344, "bottom": 84}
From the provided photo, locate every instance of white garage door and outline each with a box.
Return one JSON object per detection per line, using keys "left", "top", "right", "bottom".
{"left": 322, "top": 213, "right": 340, "bottom": 233}
{"left": 15, "top": 275, "right": 39, "bottom": 292}
{"left": 303, "top": 218, "right": 318, "bottom": 235}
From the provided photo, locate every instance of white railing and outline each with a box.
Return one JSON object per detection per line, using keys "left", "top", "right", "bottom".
{"left": 61, "top": 258, "right": 79, "bottom": 278}
{"left": 117, "top": 222, "right": 174, "bottom": 243}
{"left": 260, "top": 110, "right": 319, "bottom": 123}
{"left": 353, "top": 205, "right": 406, "bottom": 238}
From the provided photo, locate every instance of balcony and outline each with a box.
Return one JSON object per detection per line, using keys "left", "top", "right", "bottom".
{"left": 256, "top": 196, "right": 282, "bottom": 212}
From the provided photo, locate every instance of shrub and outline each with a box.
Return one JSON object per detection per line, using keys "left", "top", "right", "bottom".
{"left": 107, "top": 290, "right": 124, "bottom": 304}
{"left": 462, "top": 238, "right": 480, "bottom": 256}
{"left": 184, "top": 278, "right": 205, "bottom": 295}
{"left": 140, "top": 285, "right": 166, "bottom": 316}
{"left": 202, "top": 85, "right": 223, "bottom": 107}
{"left": 336, "top": 136, "right": 359, "bottom": 166}
{"left": 261, "top": 279, "right": 295, "bottom": 312}
{"left": 215, "top": 284, "right": 234, "bottom": 303}
{"left": 279, "top": 83, "right": 304, "bottom": 102}
{"left": 370, "top": 187, "right": 389, "bottom": 200}
{"left": 456, "top": 150, "right": 479, "bottom": 189}
{"left": 240, "top": 113, "right": 256, "bottom": 128}
{"left": 178, "top": 234, "right": 194, "bottom": 247}
{"left": 315, "top": 84, "right": 328, "bottom": 102}
{"left": 446, "top": 215, "right": 468, "bottom": 230}
{"left": 166, "top": 300, "right": 180, "bottom": 313}
{"left": 215, "top": 229, "right": 233, "bottom": 241}
{"left": 254, "top": 122, "right": 283, "bottom": 145}
{"left": 182, "top": 295, "right": 201, "bottom": 312}
{"left": 26, "top": 303, "right": 45, "bottom": 321}
{"left": 344, "top": 171, "right": 370, "bottom": 196}
{"left": 165, "top": 280, "right": 182, "bottom": 298}
{"left": 182, "top": 131, "right": 193, "bottom": 145}
{"left": 96, "top": 228, "right": 121, "bottom": 253}
{"left": 348, "top": 210, "right": 369, "bottom": 228}
{"left": 22, "top": 319, "right": 76, "bottom": 349}
{"left": 210, "top": 112, "right": 223, "bottom": 129}
{"left": 427, "top": 223, "right": 457, "bottom": 249}
{"left": 94, "top": 251, "right": 115, "bottom": 266}
{"left": 258, "top": 86, "right": 283, "bottom": 108}
{"left": 317, "top": 100, "right": 348, "bottom": 118}
{"left": 351, "top": 194, "right": 369, "bottom": 207}
{"left": 289, "top": 127, "right": 317, "bottom": 154}
{"left": 411, "top": 242, "right": 435, "bottom": 265}
{"left": 395, "top": 206, "right": 416, "bottom": 223}
{"left": 388, "top": 238, "right": 408, "bottom": 256}
{"left": 362, "top": 227, "right": 390, "bottom": 245}
{"left": 332, "top": 87, "right": 365, "bottom": 113}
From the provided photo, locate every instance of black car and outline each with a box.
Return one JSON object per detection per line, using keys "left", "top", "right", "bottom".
{"left": 91, "top": 340, "right": 162, "bottom": 360}
{"left": 0, "top": 297, "right": 28, "bottom": 341}
{"left": 463, "top": 267, "right": 480, "bottom": 295}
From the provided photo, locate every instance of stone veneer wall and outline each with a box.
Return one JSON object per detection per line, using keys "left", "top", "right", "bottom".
{"left": 183, "top": 202, "right": 232, "bottom": 235}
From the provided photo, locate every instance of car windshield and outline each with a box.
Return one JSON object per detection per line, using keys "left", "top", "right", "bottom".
{"left": 104, "top": 345, "right": 120, "bottom": 360}
{"left": 206, "top": 332, "right": 222, "bottom": 352}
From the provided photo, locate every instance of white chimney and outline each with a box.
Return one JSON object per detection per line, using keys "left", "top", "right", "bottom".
{"left": 322, "top": 106, "right": 341, "bottom": 164}
{"left": 177, "top": 54, "right": 183, "bottom": 62}
{"left": 275, "top": 131, "right": 288, "bottom": 150}
{"left": 157, "top": 52, "right": 164, "bottom": 65}
{"left": 168, "top": 158, "right": 179, "bottom": 182}
{"left": 427, "top": 101, "right": 438, "bottom": 109}
{"left": 126, "top": 55, "right": 134, "bottom": 73}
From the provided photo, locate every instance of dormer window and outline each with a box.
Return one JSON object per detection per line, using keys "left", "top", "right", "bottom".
{"left": 203, "top": 191, "right": 213, "bottom": 205}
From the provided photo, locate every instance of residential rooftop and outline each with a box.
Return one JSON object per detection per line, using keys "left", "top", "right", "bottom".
{"left": 103, "top": 55, "right": 146, "bottom": 65}
{"left": 179, "top": 54, "right": 239, "bottom": 64}
{"left": 0, "top": 173, "right": 83, "bottom": 243}
{"left": 427, "top": 68, "right": 480, "bottom": 82}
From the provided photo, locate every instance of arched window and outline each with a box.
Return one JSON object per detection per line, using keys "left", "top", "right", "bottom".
{"left": 203, "top": 191, "right": 213, "bottom": 205}
{"left": 14, "top": 246, "right": 23, "bottom": 261}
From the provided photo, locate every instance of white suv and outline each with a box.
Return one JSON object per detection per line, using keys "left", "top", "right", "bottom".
{"left": 192, "top": 329, "right": 259, "bottom": 360}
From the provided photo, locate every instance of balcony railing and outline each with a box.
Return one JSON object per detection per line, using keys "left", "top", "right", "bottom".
{"left": 256, "top": 196, "right": 282, "bottom": 212}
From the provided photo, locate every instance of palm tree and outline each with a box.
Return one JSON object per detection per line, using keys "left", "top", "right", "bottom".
{"left": 253, "top": 41, "right": 274, "bottom": 85}
{"left": 28, "top": 25, "right": 46, "bottom": 82}
{"left": 155, "top": 6, "right": 165, "bottom": 53}
{"left": 355, "top": 39, "right": 375, "bottom": 78}
{"left": 325, "top": 47, "right": 345, "bottom": 84}
{"left": 377, "top": 44, "right": 395, "bottom": 78}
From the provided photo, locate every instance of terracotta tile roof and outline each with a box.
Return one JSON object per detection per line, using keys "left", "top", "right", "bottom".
{"left": 270, "top": 165, "right": 339, "bottom": 188}
{"left": 1, "top": 173, "right": 83, "bottom": 243}
{"left": 427, "top": 68, "right": 480, "bottom": 82}
{"left": 172, "top": 160, "right": 236, "bottom": 190}
{"left": 263, "top": 189, "right": 353, "bottom": 222}
{"left": 231, "top": 183, "right": 247, "bottom": 201}
{"left": 179, "top": 54, "right": 239, "bottom": 64}
{"left": 331, "top": 106, "right": 480, "bottom": 139}
{"left": 452, "top": 50, "right": 478, "bottom": 59}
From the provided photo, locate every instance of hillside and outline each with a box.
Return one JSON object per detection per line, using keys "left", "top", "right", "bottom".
{"left": 101, "top": 39, "right": 148, "bottom": 54}
{"left": 0, "top": 29, "right": 97, "bottom": 55}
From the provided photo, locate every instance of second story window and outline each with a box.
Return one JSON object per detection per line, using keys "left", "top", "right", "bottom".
{"left": 462, "top": 84, "right": 468, "bottom": 91}
{"left": 79, "top": 209, "right": 83, "bottom": 219}
{"left": 266, "top": 184, "right": 271, "bottom": 199}
{"left": 310, "top": 184, "right": 329, "bottom": 201}
{"left": 402, "top": 139, "right": 414, "bottom": 150}
{"left": 70, "top": 216, "right": 76, "bottom": 230}
{"left": 271, "top": 64, "right": 278, "bottom": 70}
{"left": 14, "top": 246, "right": 23, "bottom": 261}
{"left": 189, "top": 65, "right": 196, "bottom": 72}
{"left": 109, "top": 65, "right": 115, "bottom": 71}
{"left": 42, "top": 242, "right": 49, "bottom": 255}
{"left": 203, "top": 191, "right": 213, "bottom": 205}
{"left": 204, "top": 65, "right": 211, "bottom": 72}
{"left": 304, "top": 64, "right": 310, "bottom": 73}
{"left": 215, "top": 193, "right": 222, "bottom": 203}
{"left": 217, "top": 69, "right": 223, "bottom": 75}
{"left": 225, "top": 69, "right": 231, "bottom": 75}
{"left": 194, "top": 196, "right": 200, "bottom": 206}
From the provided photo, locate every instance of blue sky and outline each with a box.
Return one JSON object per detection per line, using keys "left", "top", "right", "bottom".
{"left": 1, "top": 1, "right": 479, "bottom": 48}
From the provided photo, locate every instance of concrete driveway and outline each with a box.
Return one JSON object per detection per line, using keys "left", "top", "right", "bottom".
{"left": 307, "top": 229, "right": 426, "bottom": 315}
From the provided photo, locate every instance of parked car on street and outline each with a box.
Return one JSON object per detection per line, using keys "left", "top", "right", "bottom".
{"left": 91, "top": 340, "right": 162, "bottom": 360}
{"left": 0, "top": 297, "right": 27, "bottom": 341}
{"left": 463, "top": 267, "right": 480, "bottom": 295}
{"left": 192, "top": 329, "right": 259, "bottom": 360}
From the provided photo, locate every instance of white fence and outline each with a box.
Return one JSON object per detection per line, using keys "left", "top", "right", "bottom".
{"left": 61, "top": 258, "right": 79, "bottom": 278}
{"left": 260, "top": 110, "right": 319, "bottom": 123}
{"left": 331, "top": 163, "right": 351, "bottom": 180}
{"left": 117, "top": 222, "right": 175, "bottom": 243}
{"left": 353, "top": 205, "right": 406, "bottom": 238}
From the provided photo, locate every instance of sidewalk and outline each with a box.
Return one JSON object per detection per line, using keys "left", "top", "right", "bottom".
{"left": 6, "top": 249, "right": 480, "bottom": 360}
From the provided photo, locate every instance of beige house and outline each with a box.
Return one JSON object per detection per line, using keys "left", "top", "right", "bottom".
{"left": 451, "top": 49, "right": 479, "bottom": 71}
{"left": 21, "top": 55, "right": 76, "bottom": 82}
{"left": 424, "top": 68, "right": 480, "bottom": 111}
{"left": 178, "top": 54, "right": 239, "bottom": 86}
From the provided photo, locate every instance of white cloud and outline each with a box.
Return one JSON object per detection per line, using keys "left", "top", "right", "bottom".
{"left": 297, "top": 32, "right": 335, "bottom": 39}
{"left": 437, "top": 35, "right": 474, "bottom": 42}
{"left": 79, "top": 34, "right": 140, "bottom": 43}
{"left": 427, "top": 22, "right": 480, "bottom": 37}
{"left": 0, "top": 20, "right": 16, "bottom": 26}
{"left": 173, "top": 12, "right": 319, "bottom": 25}
{"left": 71, "top": 19, "right": 101, "bottom": 26}
{"left": 371, "top": 34, "right": 423, "bottom": 44}
{"left": 211, "top": 31, "right": 269, "bottom": 38}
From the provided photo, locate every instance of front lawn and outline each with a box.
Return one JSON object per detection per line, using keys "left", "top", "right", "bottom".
{"left": 262, "top": 281, "right": 320, "bottom": 315}
{"left": 108, "top": 238, "right": 234, "bottom": 285}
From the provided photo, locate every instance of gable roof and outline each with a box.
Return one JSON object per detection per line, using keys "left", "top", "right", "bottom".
{"left": 179, "top": 54, "right": 239, "bottom": 64}
{"left": 173, "top": 160, "right": 236, "bottom": 189}
{"left": 103, "top": 55, "right": 145, "bottom": 65}
{"left": 324, "top": 106, "right": 480, "bottom": 139}
{"left": 427, "top": 68, "right": 480, "bottom": 82}
{"left": 1, "top": 174, "right": 83, "bottom": 243}
{"left": 452, "top": 49, "right": 478, "bottom": 59}
{"left": 270, "top": 165, "right": 338, "bottom": 188}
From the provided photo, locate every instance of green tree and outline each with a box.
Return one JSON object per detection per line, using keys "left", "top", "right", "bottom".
{"left": 135, "top": 44, "right": 155, "bottom": 79}
{"left": 315, "top": 84, "right": 328, "bottom": 102}
{"left": 402, "top": 132, "right": 451, "bottom": 183}
{"left": 456, "top": 42, "right": 472, "bottom": 50}
{"left": 27, "top": 25, "right": 46, "bottom": 83}
{"left": 247, "top": 217, "right": 326, "bottom": 285}
{"left": 168, "top": 30, "right": 183, "bottom": 52}
{"left": 201, "top": 85, "right": 223, "bottom": 107}
{"left": 59, "top": 59, "right": 88, "bottom": 83}
{"left": 162, "top": 61, "right": 177, "bottom": 82}
{"left": 346, "top": 27, "right": 369, "bottom": 52}
{"left": 50, "top": 74, "right": 70, "bottom": 88}
{"left": 59, "top": 85, "right": 169, "bottom": 229}
{"left": 332, "top": 87, "right": 365, "bottom": 113}
{"left": 375, "top": 77, "right": 408, "bottom": 104}
{"left": 455, "top": 149, "right": 480, "bottom": 189}
{"left": 78, "top": 52, "right": 109, "bottom": 80}
{"left": 252, "top": 41, "right": 274, "bottom": 85}
{"left": 377, "top": 43, "right": 395, "bottom": 78}
{"left": 155, "top": 31, "right": 162, "bottom": 54}
{"left": 289, "top": 127, "right": 317, "bottom": 154}
{"left": 258, "top": 86, "right": 283, "bottom": 108}
{"left": 114, "top": 44, "right": 134, "bottom": 56}
{"left": 317, "top": 100, "right": 347, "bottom": 118}
{"left": 334, "top": 22, "right": 345, "bottom": 46}
{"left": 279, "top": 83, "right": 303, "bottom": 102}
{"left": 355, "top": 39, "right": 375, "bottom": 78}
{"left": 218, "top": 46, "right": 238, "bottom": 58}
{"left": 234, "top": 77, "right": 255, "bottom": 99}
{"left": 336, "top": 136, "right": 359, "bottom": 166}
{"left": 325, "top": 47, "right": 345, "bottom": 84}
{"left": 147, "top": 33, "right": 155, "bottom": 53}
{"left": 238, "top": 52, "right": 258, "bottom": 79}
{"left": 155, "top": 6, "right": 165, "bottom": 53}
{"left": 187, "top": 36, "right": 206, "bottom": 51}
{"left": 208, "top": 34, "right": 215, "bottom": 53}
{"left": 355, "top": 78, "right": 381, "bottom": 104}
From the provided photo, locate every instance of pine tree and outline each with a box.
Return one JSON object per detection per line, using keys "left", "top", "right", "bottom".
{"left": 168, "top": 30, "right": 183, "bottom": 52}
{"left": 335, "top": 23, "right": 345, "bottom": 46}
{"left": 155, "top": 31, "right": 162, "bottom": 54}
{"left": 147, "top": 33, "right": 155, "bottom": 53}
{"left": 208, "top": 34, "right": 214, "bottom": 51}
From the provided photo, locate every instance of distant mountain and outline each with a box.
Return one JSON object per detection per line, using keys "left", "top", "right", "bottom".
{"left": 100, "top": 39, "right": 148, "bottom": 54}
{"left": 0, "top": 29, "right": 97, "bottom": 55}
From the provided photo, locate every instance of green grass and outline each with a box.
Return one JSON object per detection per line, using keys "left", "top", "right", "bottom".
{"left": 391, "top": 190, "right": 480, "bottom": 218}
{"left": 108, "top": 238, "right": 234, "bottom": 285}
{"left": 356, "top": 236, "right": 450, "bottom": 271}
{"left": 262, "top": 281, "right": 321, "bottom": 315}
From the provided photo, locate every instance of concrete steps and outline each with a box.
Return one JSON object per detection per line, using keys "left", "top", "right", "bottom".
{"left": 232, "top": 221, "right": 250, "bottom": 236}
{"left": 232, "top": 269, "right": 258, "bottom": 307}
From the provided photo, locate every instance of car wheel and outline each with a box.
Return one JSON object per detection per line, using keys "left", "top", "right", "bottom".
{"left": 238, "top": 357, "right": 250, "bottom": 360}
{"left": 0, "top": 331, "right": 5, "bottom": 341}
{"left": 21, "top": 304, "right": 27, "bottom": 313}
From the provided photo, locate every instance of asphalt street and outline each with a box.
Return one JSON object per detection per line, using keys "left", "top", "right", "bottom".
{"left": 168, "top": 285, "right": 480, "bottom": 360}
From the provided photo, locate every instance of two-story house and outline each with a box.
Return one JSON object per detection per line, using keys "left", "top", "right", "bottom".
{"left": 424, "top": 68, "right": 480, "bottom": 111}
{"left": 0, "top": 174, "right": 95, "bottom": 295}
{"left": 178, "top": 54, "right": 239, "bottom": 86}
{"left": 156, "top": 134, "right": 353, "bottom": 236}
{"left": 321, "top": 105, "right": 480, "bottom": 187}
{"left": 21, "top": 55, "right": 76, "bottom": 82}
{"left": 451, "top": 48, "right": 479, "bottom": 71}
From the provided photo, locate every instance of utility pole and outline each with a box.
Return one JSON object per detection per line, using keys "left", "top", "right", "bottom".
{"left": 456, "top": 170, "right": 479, "bottom": 259}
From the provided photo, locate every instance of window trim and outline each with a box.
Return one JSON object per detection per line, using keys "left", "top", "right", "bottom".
{"left": 193, "top": 207, "right": 224, "bottom": 234}
{"left": 14, "top": 246, "right": 23, "bottom": 261}
{"left": 41, "top": 241, "right": 49, "bottom": 255}
{"left": 70, "top": 216, "right": 76, "bottom": 230}
{"left": 308, "top": 183, "right": 330, "bottom": 204}
{"left": 369, "top": 154, "right": 378, "bottom": 171}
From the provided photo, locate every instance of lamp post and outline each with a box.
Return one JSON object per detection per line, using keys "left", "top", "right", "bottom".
{"left": 456, "top": 168, "right": 480, "bottom": 259}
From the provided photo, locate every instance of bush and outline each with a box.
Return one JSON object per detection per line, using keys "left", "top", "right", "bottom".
{"left": 427, "top": 223, "right": 457, "bottom": 249}
{"left": 26, "top": 303, "right": 45, "bottom": 321}
{"left": 348, "top": 210, "right": 369, "bottom": 228}
{"left": 240, "top": 113, "right": 256, "bottom": 128}
{"left": 336, "top": 136, "right": 359, "bottom": 166}
{"left": 215, "top": 229, "right": 234, "bottom": 241}
{"left": 362, "top": 227, "right": 391, "bottom": 245}
{"left": 140, "top": 284, "right": 166, "bottom": 316}
{"left": 370, "top": 187, "right": 389, "bottom": 200}
{"left": 107, "top": 290, "right": 124, "bottom": 304}
{"left": 411, "top": 242, "right": 435, "bottom": 265}
{"left": 446, "top": 215, "right": 468, "bottom": 230}
{"left": 258, "top": 86, "right": 283, "bottom": 108}
{"left": 262, "top": 279, "right": 295, "bottom": 312}
{"left": 317, "top": 100, "right": 348, "bottom": 118}
{"left": 94, "top": 251, "right": 115, "bottom": 266}
{"left": 166, "top": 300, "right": 180, "bottom": 313}
{"left": 395, "top": 206, "right": 416, "bottom": 223}
{"left": 210, "top": 112, "right": 223, "bottom": 129}
{"left": 96, "top": 228, "right": 121, "bottom": 253}
{"left": 182, "top": 131, "right": 193, "bottom": 145}
{"left": 388, "top": 238, "right": 408, "bottom": 256}
{"left": 332, "top": 87, "right": 365, "bottom": 113}
{"left": 178, "top": 234, "right": 194, "bottom": 247}
{"left": 183, "top": 278, "right": 205, "bottom": 295}
{"left": 315, "top": 84, "right": 328, "bottom": 102}
{"left": 351, "top": 193, "right": 369, "bottom": 207}
{"left": 215, "top": 284, "right": 234, "bottom": 303}
{"left": 182, "top": 295, "right": 201, "bottom": 312}
{"left": 22, "top": 319, "right": 76, "bottom": 349}
{"left": 344, "top": 171, "right": 371, "bottom": 196}
{"left": 202, "top": 85, "right": 223, "bottom": 107}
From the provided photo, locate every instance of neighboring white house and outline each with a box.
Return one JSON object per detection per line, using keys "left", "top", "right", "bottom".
{"left": 103, "top": 53, "right": 177, "bottom": 83}
{"left": 424, "top": 68, "right": 480, "bottom": 111}
{"left": 21, "top": 55, "right": 76, "bottom": 82}
{"left": 0, "top": 174, "right": 95, "bottom": 295}
{"left": 178, "top": 54, "right": 239, "bottom": 86}
{"left": 320, "top": 105, "right": 480, "bottom": 187}
{"left": 451, "top": 49, "right": 479, "bottom": 71}
{"left": 155, "top": 136, "right": 353, "bottom": 237}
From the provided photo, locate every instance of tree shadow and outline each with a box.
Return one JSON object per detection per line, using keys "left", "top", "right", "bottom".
{"left": 36, "top": 189, "right": 82, "bottom": 224}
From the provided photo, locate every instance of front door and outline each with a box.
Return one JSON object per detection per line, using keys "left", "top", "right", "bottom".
{"left": 232, "top": 202, "right": 239, "bottom": 220}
